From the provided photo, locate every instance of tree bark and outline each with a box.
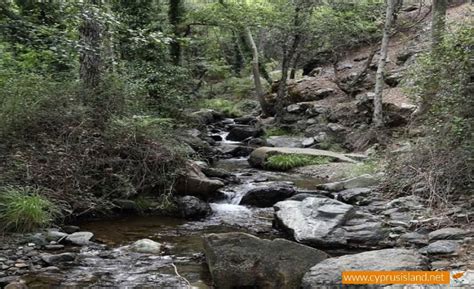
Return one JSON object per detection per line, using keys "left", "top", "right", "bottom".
{"left": 373, "top": 0, "right": 395, "bottom": 128}
{"left": 79, "top": 7, "right": 103, "bottom": 93}
{"left": 169, "top": 0, "right": 183, "bottom": 66}
{"left": 244, "top": 27, "right": 273, "bottom": 116}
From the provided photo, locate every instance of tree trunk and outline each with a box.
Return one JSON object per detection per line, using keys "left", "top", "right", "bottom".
{"left": 412, "top": 0, "right": 448, "bottom": 117}
{"left": 276, "top": 4, "right": 303, "bottom": 117}
{"left": 289, "top": 51, "right": 301, "bottom": 79}
{"left": 431, "top": 0, "right": 448, "bottom": 50}
{"left": 79, "top": 7, "right": 102, "bottom": 93}
{"left": 373, "top": 0, "right": 395, "bottom": 128}
{"left": 169, "top": 0, "right": 183, "bottom": 66}
{"left": 238, "top": 31, "right": 272, "bottom": 85}
{"left": 244, "top": 27, "right": 273, "bottom": 116}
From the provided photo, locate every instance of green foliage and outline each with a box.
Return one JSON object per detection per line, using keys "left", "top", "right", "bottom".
{"left": 264, "top": 127, "right": 293, "bottom": 138}
{"left": 308, "top": 1, "right": 383, "bottom": 55}
{"left": 407, "top": 24, "right": 473, "bottom": 146}
{"left": 0, "top": 187, "right": 60, "bottom": 232}
{"left": 0, "top": 72, "right": 79, "bottom": 139}
{"left": 200, "top": 98, "right": 243, "bottom": 117}
{"left": 386, "top": 24, "right": 473, "bottom": 205}
{"left": 264, "top": 154, "right": 333, "bottom": 171}
{"left": 106, "top": 115, "right": 175, "bottom": 142}
{"left": 344, "top": 160, "right": 379, "bottom": 178}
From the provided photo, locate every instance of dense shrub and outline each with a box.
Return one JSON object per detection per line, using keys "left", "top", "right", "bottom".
{"left": 384, "top": 25, "right": 473, "bottom": 206}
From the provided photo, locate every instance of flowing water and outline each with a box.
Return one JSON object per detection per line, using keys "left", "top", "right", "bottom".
{"left": 24, "top": 121, "right": 327, "bottom": 288}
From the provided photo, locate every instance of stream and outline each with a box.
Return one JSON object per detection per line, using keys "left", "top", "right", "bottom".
{"left": 22, "top": 119, "right": 329, "bottom": 288}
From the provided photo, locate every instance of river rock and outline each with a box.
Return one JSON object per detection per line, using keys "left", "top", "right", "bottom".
{"left": 302, "top": 249, "right": 427, "bottom": 287}
{"left": 274, "top": 196, "right": 354, "bottom": 246}
{"left": 177, "top": 196, "right": 212, "bottom": 219}
{"left": 45, "top": 230, "right": 68, "bottom": 242}
{"left": 317, "top": 174, "right": 381, "bottom": 192}
{"left": 129, "top": 239, "right": 162, "bottom": 254}
{"left": 275, "top": 196, "right": 386, "bottom": 247}
{"left": 226, "top": 126, "right": 263, "bottom": 141}
{"left": 266, "top": 136, "right": 306, "bottom": 148}
{"left": 65, "top": 232, "right": 94, "bottom": 246}
{"left": 191, "top": 109, "right": 222, "bottom": 124}
{"left": 428, "top": 227, "right": 467, "bottom": 241}
{"left": 336, "top": 187, "right": 372, "bottom": 204}
{"left": 203, "top": 232, "right": 328, "bottom": 289}
{"left": 419, "top": 240, "right": 460, "bottom": 255}
{"left": 234, "top": 115, "right": 257, "bottom": 125}
{"left": 175, "top": 162, "right": 225, "bottom": 200}
{"left": 240, "top": 183, "right": 296, "bottom": 207}
{"left": 398, "top": 232, "right": 429, "bottom": 246}
{"left": 41, "top": 253, "right": 76, "bottom": 265}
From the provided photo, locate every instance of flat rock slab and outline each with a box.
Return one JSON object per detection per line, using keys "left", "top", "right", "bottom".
{"left": 428, "top": 227, "right": 468, "bottom": 241}
{"left": 302, "top": 248, "right": 427, "bottom": 287}
{"left": 203, "top": 232, "right": 328, "bottom": 289}
{"left": 248, "top": 146, "right": 358, "bottom": 168}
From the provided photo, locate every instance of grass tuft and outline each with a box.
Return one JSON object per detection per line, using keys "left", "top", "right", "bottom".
{"left": 0, "top": 187, "right": 60, "bottom": 232}
{"left": 264, "top": 154, "right": 333, "bottom": 171}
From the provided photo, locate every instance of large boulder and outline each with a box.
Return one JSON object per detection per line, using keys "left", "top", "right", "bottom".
{"left": 302, "top": 248, "right": 427, "bottom": 288}
{"left": 190, "top": 109, "right": 223, "bottom": 125}
{"left": 287, "top": 77, "right": 343, "bottom": 103}
{"left": 175, "top": 162, "right": 225, "bottom": 200}
{"left": 203, "top": 232, "right": 329, "bottom": 289}
{"left": 274, "top": 196, "right": 386, "bottom": 247}
{"left": 240, "top": 183, "right": 296, "bottom": 207}
{"left": 176, "top": 196, "right": 212, "bottom": 219}
{"left": 248, "top": 147, "right": 357, "bottom": 168}
{"left": 226, "top": 126, "right": 264, "bottom": 141}
{"left": 274, "top": 197, "right": 354, "bottom": 246}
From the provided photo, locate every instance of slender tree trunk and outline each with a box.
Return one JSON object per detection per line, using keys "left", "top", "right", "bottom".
{"left": 79, "top": 7, "right": 102, "bottom": 93}
{"left": 232, "top": 31, "right": 244, "bottom": 76}
{"left": 239, "top": 31, "right": 272, "bottom": 85}
{"left": 412, "top": 0, "right": 448, "bottom": 117}
{"left": 289, "top": 51, "right": 301, "bottom": 79}
{"left": 169, "top": 0, "right": 183, "bottom": 66}
{"left": 244, "top": 27, "right": 272, "bottom": 116}
{"left": 373, "top": 0, "right": 395, "bottom": 128}
{"left": 431, "top": 0, "right": 448, "bottom": 50}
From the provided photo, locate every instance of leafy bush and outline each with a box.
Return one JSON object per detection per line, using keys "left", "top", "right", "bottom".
{"left": 0, "top": 72, "right": 79, "bottom": 139}
{"left": 309, "top": 1, "right": 383, "bottom": 54}
{"left": 264, "top": 154, "right": 333, "bottom": 171}
{"left": 0, "top": 187, "right": 60, "bottom": 232}
{"left": 385, "top": 25, "right": 473, "bottom": 206}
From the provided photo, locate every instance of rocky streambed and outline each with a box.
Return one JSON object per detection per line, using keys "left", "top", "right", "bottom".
{"left": 1, "top": 116, "right": 473, "bottom": 288}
